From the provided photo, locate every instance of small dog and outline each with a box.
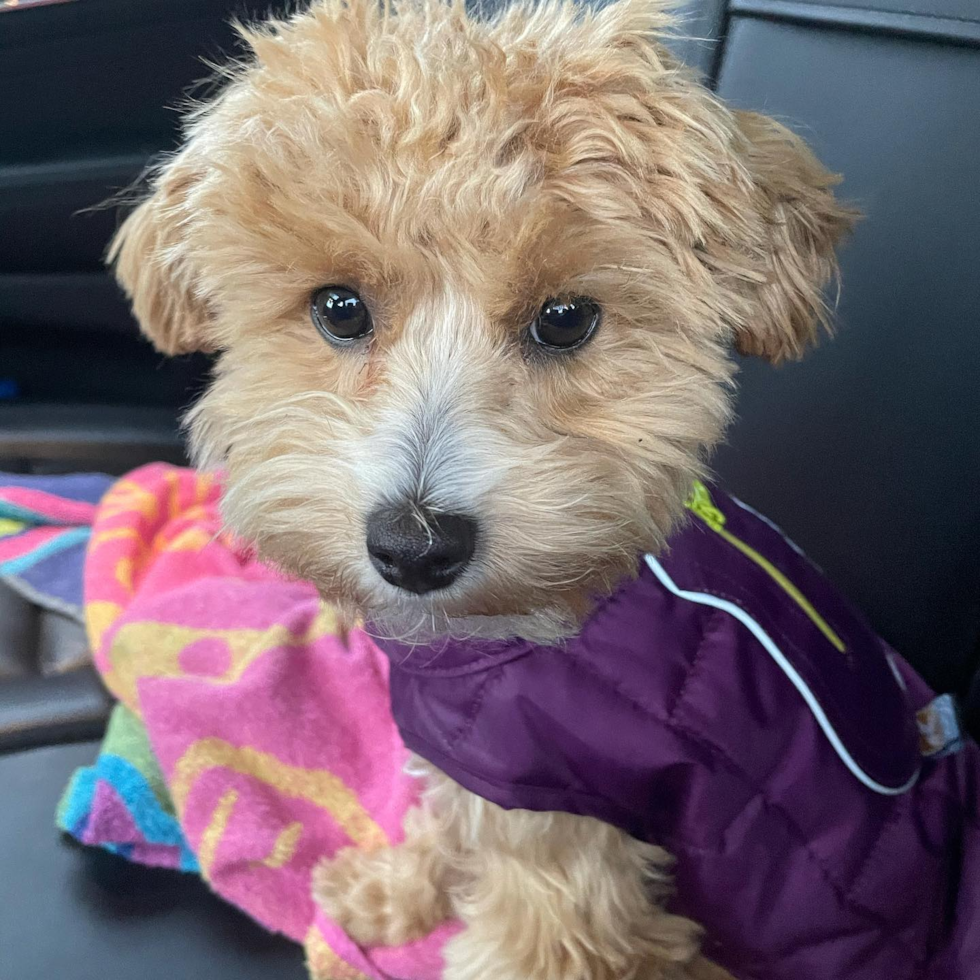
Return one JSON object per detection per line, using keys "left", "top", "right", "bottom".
{"left": 110, "top": 0, "right": 855, "bottom": 976}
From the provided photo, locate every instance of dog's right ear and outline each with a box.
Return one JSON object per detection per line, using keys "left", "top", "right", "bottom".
{"left": 108, "top": 157, "right": 215, "bottom": 356}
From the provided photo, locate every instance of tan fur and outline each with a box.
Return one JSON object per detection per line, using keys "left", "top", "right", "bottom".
{"left": 110, "top": 0, "right": 853, "bottom": 974}
{"left": 312, "top": 802, "right": 454, "bottom": 946}
{"left": 315, "top": 759, "right": 713, "bottom": 980}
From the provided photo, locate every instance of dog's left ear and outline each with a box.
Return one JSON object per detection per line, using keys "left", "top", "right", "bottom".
{"left": 723, "top": 111, "right": 858, "bottom": 364}
{"left": 107, "top": 153, "right": 216, "bottom": 357}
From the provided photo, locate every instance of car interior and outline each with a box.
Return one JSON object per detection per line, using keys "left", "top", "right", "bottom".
{"left": 1, "top": 0, "right": 978, "bottom": 975}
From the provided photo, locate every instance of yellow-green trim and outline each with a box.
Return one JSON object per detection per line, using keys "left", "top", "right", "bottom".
{"left": 685, "top": 482, "right": 847, "bottom": 654}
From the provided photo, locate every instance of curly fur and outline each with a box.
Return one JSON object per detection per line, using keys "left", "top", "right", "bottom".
{"left": 314, "top": 758, "right": 733, "bottom": 979}
{"left": 110, "top": 0, "right": 854, "bottom": 974}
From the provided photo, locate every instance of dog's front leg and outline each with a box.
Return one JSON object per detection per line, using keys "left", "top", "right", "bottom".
{"left": 311, "top": 802, "right": 453, "bottom": 946}
{"left": 437, "top": 780, "right": 710, "bottom": 980}
{"left": 313, "top": 762, "right": 729, "bottom": 980}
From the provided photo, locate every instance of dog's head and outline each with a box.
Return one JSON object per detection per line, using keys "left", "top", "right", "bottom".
{"left": 110, "top": 0, "right": 854, "bottom": 640}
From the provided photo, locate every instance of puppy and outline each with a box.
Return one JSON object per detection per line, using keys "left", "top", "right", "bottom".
{"left": 110, "top": 0, "right": 853, "bottom": 976}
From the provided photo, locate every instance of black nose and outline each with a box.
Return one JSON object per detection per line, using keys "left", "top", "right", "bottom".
{"left": 366, "top": 504, "right": 478, "bottom": 595}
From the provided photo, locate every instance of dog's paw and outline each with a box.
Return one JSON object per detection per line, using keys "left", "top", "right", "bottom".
{"left": 311, "top": 847, "right": 446, "bottom": 947}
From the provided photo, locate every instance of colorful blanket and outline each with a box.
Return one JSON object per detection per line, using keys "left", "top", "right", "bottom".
{"left": 0, "top": 471, "right": 113, "bottom": 619}
{"left": 58, "top": 702, "right": 199, "bottom": 872}
{"left": 79, "top": 464, "right": 452, "bottom": 979}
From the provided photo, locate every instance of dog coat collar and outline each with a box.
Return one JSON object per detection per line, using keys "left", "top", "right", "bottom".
{"left": 374, "top": 482, "right": 920, "bottom": 804}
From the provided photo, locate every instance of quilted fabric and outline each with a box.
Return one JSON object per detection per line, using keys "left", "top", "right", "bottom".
{"left": 376, "top": 485, "right": 980, "bottom": 980}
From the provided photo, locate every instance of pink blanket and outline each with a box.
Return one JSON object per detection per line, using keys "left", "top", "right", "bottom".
{"left": 85, "top": 463, "right": 454, "bottom": 979}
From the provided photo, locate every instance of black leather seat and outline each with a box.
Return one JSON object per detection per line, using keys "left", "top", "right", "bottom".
{"left": 0, "top": 742, "right": 307, "bottom": 980}
{"left": 0, "top": 583, "right": 111, "bottom": 754}
{"left": 1, "top": 0, "right": 977, "bottom": 976}
{"left": 707, "top": 1, "right": 980, "bottom": 708}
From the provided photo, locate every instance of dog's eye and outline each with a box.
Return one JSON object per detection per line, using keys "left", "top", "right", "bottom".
{"left": 529, "top": 298, "right": 600, "bottom": 351}
{"left": 311, "top": 286, "right": 373, "bottom": 344}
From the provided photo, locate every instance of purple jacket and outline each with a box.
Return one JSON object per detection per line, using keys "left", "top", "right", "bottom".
{"left": 374, "top": 483, "right": 980, "bottom": 980}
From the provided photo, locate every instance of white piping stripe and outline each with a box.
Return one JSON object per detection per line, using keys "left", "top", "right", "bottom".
{"left": 727, "top": 493, "right": 809, "bottom": 559}
{"left": 644, "top": 554, "right": 920, "bottom": 797}
{"left": 886, "top": 651, "right": 909, "bottom": 693}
